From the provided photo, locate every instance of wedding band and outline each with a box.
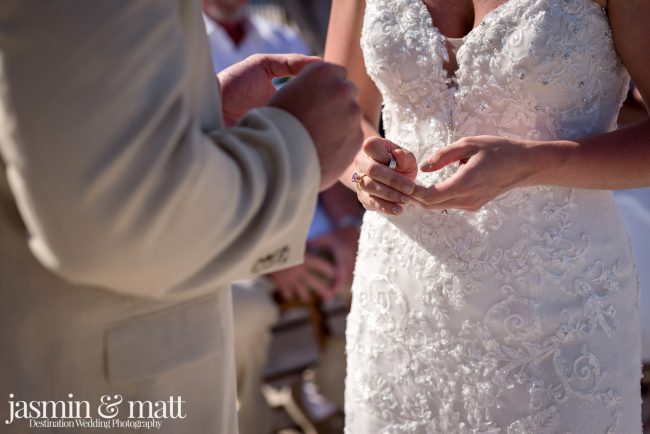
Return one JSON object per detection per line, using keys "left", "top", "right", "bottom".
{"left": 387, "top": 153, "right": 397, "bottom": 170}
{"left": 351, "top": 172, "right": 366, "bottom": 184}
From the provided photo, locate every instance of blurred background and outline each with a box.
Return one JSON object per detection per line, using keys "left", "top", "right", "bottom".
{"left": 202, "top": 1, "right": 351, "bottom": 433}
{"left": 201, "top": 0, "right": 650, "bottom": 433}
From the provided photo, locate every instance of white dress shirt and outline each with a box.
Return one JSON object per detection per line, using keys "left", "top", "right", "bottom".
{"left": 204, "top": 13, "right": 310, "bottom": 73}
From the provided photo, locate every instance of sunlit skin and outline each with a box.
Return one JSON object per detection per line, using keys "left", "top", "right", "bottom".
{"left": 325, "top": 0, "right": 650, "bottom": 215}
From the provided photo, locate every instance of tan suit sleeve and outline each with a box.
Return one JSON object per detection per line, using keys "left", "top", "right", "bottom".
{"left": 0, "top": 0, "right": 319, "bottom": 298}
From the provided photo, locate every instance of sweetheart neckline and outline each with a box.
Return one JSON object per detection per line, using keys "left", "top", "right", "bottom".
{"left": 419, "top": 0, "right": 605, "bottom": 43}
{"left": 415, "top": 0, "right": 518, "bottom": 81}
{"left": 413, "top": 0, "right": 608, "bottom": 81}
{"left": 419, "top": 0, "right": 515, "bottom": 42}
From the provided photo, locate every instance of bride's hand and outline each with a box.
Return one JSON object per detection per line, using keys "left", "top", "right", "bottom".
{"left": 410, "top": 135, "right": 543, "bottom": 212}
{"left": 353, "top": 137, "right": 418, "bottom": 215}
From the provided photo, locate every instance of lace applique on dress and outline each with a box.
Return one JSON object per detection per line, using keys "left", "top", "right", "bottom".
{"left": 346, "top": 0, "right": 641, "bottom": 432}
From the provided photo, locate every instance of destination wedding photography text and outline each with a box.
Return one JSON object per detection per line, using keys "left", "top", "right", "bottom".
{"left": 4, "top": 394, "right": 187, "bottom": 429}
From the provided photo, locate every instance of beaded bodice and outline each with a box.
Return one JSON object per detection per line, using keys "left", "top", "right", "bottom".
{"left": 345, "top": 1, "right": 641, "bottom": 433}
{"left": 361, "top": 0, "right": 628, "bottom": 186}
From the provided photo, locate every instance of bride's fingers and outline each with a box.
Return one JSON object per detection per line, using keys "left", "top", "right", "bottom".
{"left": 410, "top": 167, "right": 473, "bottom": 205}
{"left": 357, "top": 156, "right": 415, "bottom": 195}
{"left": 363, "top": 137, "right": 418, "bottom": 174}
{"left": 411, "top": 194, "right": 485, "bottom": 212}
{"left": 421, "top": 141, "right": 477, "bottom": 172}
{"left": 358, "top": 176, "right": 410, "bottom": 204}
{"left": 391, "top": 148, "right": 418, "bottom": 177}
{"left": 362, "top": 136, "right": 393, "bottom": 164}
{"left": 358, "top": 190, "right": 404, "bottom": 215}
{"left": 410, "top": 180, "right": 458, "bottom": 205}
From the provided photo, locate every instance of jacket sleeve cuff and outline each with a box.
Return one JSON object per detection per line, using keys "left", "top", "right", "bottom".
{"left": 242, "top": 106, "right": 321, "bottom": 273}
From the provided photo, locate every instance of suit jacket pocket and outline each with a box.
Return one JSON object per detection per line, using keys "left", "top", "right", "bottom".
{"left": 105, "top": 292, "right": 225, "bottom": 383}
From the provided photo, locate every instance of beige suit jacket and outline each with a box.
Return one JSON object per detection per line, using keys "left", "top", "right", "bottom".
{"left": 0, "top": 1, "right": 319, "bottom": 433}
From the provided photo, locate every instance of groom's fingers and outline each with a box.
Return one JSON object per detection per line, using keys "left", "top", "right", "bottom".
{"left": 258, "top": 53, "right": 323, "bottom": 78}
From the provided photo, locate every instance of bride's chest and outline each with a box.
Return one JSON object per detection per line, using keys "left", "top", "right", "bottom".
{"left": 361, "top": 0, "right": 624, "bottom": 117}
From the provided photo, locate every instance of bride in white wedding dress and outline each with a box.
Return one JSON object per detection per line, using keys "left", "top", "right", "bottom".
{"left": 325, "top": 0, "right": 650, "bottom": 432}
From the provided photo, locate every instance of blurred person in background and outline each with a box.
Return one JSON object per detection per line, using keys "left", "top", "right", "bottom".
{"left": 203, "top": 1, "right": 363, "bottom": 432}
{"left": 203, "top": 0, "right": 309, "bottom": 72}
{"left": 255, "top": 0, "right": 332, "bottom": 55}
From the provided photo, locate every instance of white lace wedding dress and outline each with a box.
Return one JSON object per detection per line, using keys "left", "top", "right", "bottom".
{"left": 345, "top": 0, "right": 642, "bottom": 432}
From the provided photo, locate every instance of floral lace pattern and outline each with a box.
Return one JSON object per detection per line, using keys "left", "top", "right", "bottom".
{"left": 345, "top": 0, "right": 641, "bottom": 433}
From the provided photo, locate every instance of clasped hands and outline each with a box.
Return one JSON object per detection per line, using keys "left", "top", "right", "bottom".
{"left": 354, "top": 136, "right": 542, "bottom": 214}
{"left": 218, "top": 52, "right": 363, "bottom": 190}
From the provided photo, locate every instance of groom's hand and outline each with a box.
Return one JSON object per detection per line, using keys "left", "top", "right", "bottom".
{"left": 218, "top": 53, "right": 321, "bottom": 127}
{"left": 270, "top": 62, "right": 363, "bottom": 190}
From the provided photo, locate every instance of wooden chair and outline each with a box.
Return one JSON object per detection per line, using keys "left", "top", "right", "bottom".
{"left": 262, "top": 291, "right": 351, "bottom": 434}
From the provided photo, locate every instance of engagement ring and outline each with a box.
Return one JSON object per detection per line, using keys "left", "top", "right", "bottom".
{"left": 352, "top": 172, "right": 366, "bottom": 184}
